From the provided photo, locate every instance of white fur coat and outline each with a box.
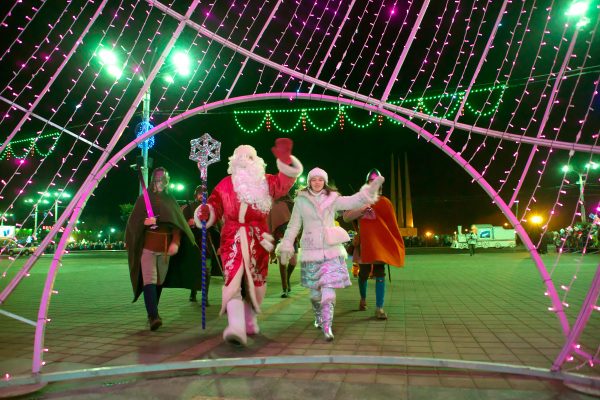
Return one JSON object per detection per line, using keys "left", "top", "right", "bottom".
{"left": 279, "top": 185, "right": 379, "bottom": 262}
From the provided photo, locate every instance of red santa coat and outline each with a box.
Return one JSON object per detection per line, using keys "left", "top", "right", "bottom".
{"left": 206, "top": 172, "right": 296, "bottom": 311}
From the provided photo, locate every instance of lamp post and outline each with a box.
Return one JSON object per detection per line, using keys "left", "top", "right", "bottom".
{"left": 562, "top": 162, "right": 598, "bottom": 223}
{"left": 96, "top": 47, "right": 192, "bottom": 193}
{"left": 108, "top": 227, "right": 115, "bottom": 244}
{"left": 46, "top": 191, "right": 71, "bottom": 225}
{"left": 25, "top": 198, "right": 50, "bottom": 237}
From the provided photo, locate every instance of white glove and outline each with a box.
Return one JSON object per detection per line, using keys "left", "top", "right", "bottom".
{"left": 366, "top": 175, "right": 385, "bottom": 197}
{"left": 276, "top": 242, "right": 294, "bottom": 266}
{"left": 279, "top": 249, "right": 294, "bottom": 266}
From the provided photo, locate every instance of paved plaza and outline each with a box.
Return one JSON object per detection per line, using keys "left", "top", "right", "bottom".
{"left": 0, "top": 248, "right": 598, "bottom": 399}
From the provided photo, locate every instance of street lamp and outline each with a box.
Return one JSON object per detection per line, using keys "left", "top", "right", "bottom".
{"left": 530, "top": 215, "right": 543, "bottom": 225}
{"left": 44, "top": 191, "right": 71, "bottom": 225}
{"left": 562, "top": 162, "right": 598, "bottom": 222}
{"left": 108, "top": 227, "right": 116, "bottom": 243}
{"left": 96, "top": 46, "right": 192, "bottom": 193}
{"left": 566, "top": 1, "right": 591, "bottom": 27}
{"left": 169, "top": 182, "right": 186, "bottom": 192}
{"left": 25, "top": 197, "right": 50, "bottom": 237}
{"left": 425, "top": 231, "right": 432, "bottom": 247}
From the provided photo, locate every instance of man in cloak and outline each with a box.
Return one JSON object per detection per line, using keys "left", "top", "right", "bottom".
{"left": 196, "top": 138, "right": 303, "bottom": 346}
{"left": 126, "top": 167, "right": 200, "bottom": 331}
{"left": 343, "top": 168, "right": 405, "bottom": 320}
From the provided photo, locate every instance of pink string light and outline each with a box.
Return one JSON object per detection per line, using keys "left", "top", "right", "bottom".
{"left": 0, "top": 0, "right": 597, "bottom": 382}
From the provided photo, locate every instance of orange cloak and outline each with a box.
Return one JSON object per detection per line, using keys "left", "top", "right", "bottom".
{"left": 358, "top": 196, "right": 405, "bottom": 267}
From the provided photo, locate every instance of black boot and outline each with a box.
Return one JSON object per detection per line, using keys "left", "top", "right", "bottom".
{"left": 287, "top": 264, "right": 295, "bottom": 293}
{"left": 189, "top": 289, "right": 197, "bottom": 302}
{"left": 279, "top": 264, "right": 289, "bottom": 297}
{"left": 156, "top": 285, "right": 163, "bottom": 304}
{"left": 143, "top": 284, "right": 162, "bottom": 331}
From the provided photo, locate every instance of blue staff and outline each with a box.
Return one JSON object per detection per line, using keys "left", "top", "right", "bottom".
{"left": 189, "top": 133, "right": 221, "bottom": 329}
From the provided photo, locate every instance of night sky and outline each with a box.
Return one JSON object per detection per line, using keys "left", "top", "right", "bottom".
{"left": 0, "top": 1, "right": 598, "bottom": 237}
{"left": 83, "top": 104, "right": 580, "bottom": 235}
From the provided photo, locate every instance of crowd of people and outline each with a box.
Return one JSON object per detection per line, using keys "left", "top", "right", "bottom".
{"left": 14, "top": 137, "right": 596, "bottom": 348}
{"left": 550, "top": 222, "right": 600, "bottom": 253}
{"left": 123, "top": 138, "right": 406, "bottom": 347}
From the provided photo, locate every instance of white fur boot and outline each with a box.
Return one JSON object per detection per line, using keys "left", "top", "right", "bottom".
{"left": 223, "top": 298, "right": 247, "bottom": 347}
{"left": 244, "top": 302, "right": 259, "bottom": 335}
{"left": 245, "top": 284, "right": 266, "bottom": 335}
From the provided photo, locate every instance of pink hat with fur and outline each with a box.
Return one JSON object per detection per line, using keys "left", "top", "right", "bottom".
{"left": 307, "top": 167, "right": 328, "bottom": 185}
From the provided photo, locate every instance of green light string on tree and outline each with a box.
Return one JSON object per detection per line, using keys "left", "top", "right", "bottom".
{"left": 233, "top": 85, "right": 507, "bottom": 133}
{"left": 0, "top": 133, "right": 61, "bottom": 160}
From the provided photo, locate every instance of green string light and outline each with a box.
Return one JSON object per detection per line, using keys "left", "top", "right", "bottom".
{"left": 233, "top": 85, "right": 507, "bottom": 133}
{"left": 0, "top": 133, "right": 61, "bottom": 160}
{"left": 269, "top": 111, "right": 304, "bottom": 133}
{"left": 305, "top": 109, "right": 341, "bottom": 132}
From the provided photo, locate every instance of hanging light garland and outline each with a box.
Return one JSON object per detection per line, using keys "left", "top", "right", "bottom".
{"left": 0, "top": 133, "right": 61, "bottom": 161}
{"left": 233, "top": 84, "right": 506, "bottom": 133}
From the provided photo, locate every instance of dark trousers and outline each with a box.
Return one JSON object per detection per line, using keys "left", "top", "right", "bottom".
{"left": 468, "top": 244, "right": 475, "bottom": 256}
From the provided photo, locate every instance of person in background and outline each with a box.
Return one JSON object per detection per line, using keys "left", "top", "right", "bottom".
{"left": 268, "top": 194, "right": 297, "bottom": 298}
{"left": 343, "top": 168, "right": 405, "bottom": 320}
{"left": 181, "top": 185, "right": 220, "bottom": 305}
{"left": 126, "top": 167, "right": 200, "bottom": 331}
{"left": 278, "top": 167, "right": 383, "bottom": 341}
{"left": 467, "top": 226, "right": 478, "bottom": 256}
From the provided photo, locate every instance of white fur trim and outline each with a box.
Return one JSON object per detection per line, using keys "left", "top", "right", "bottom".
{"left": 275, "top": 241, "right": 294, "bottom": 266}
{"left": 360, "top": 178, "right": 382, "bottom": 204}
{"left": 239, "top": 202, "right": 248, "bottom": 223}
{"left": 299, "top": 246, "right": 348, "bottom": 263}
{"left": 277, "top": 155, "right": 303, "bottom": 178}
{"left": 260, "top": 232, "right": 275, "bottom": 252}
{"left": 194, "top": 204, "right": 216, "bottom": 228}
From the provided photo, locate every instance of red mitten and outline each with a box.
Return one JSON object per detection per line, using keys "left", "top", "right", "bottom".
{"left": 197, "top": 204, "right": 210, "bottom": 221}
{"left": 271, "top": 137, "right": 293, "bottom": 164}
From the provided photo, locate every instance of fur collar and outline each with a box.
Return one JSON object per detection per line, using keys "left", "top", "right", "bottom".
{"left": 296, "top": 190, "right": 340, "bottom": 221}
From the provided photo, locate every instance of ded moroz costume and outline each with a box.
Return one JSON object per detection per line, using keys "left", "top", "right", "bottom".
{"left": 196, "top": 138, "right": 303, "bottom": 346}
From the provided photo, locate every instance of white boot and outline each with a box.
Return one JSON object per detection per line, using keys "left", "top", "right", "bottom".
{"left": 245, "top": 284, "right": 265, "bottom": 335}
{"left": 244, "top": 301, "right": 260, "bottom": 335}
{"left": 311, "top": 299, "right": 322, "bottom": 329}
{"left": 223, "top": 298, "right": 247, "bottom": 347}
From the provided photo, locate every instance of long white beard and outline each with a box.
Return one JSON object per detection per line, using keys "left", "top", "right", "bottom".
{"left": 231, "top": 162, "right": 272, "bottom": 213}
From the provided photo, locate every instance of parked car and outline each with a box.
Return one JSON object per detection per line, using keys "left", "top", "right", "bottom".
{"left": 0, "top": 238, "right": 39, "bottom": 257}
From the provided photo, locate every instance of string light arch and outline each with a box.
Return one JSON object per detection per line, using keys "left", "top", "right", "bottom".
{"left": 0, "top": 0, "right": 598, "bottom": 394}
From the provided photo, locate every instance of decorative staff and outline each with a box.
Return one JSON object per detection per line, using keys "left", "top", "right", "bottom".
{"left": 189, "top": 133, "right": 221, "bottom": 329}
{"left": 135, "top": 159, "right": 157, "bottom": 230}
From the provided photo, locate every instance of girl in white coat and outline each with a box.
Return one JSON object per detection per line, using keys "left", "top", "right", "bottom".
{"left": 278, "top": 167, "right": 383, "bottom": 340}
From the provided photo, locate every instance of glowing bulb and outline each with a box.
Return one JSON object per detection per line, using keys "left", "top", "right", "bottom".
{"left": 565, "top": 1, "right": 589, "bottom": 17}
{"left": 98, "top": 48, "right": 117, "bottom": 65}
